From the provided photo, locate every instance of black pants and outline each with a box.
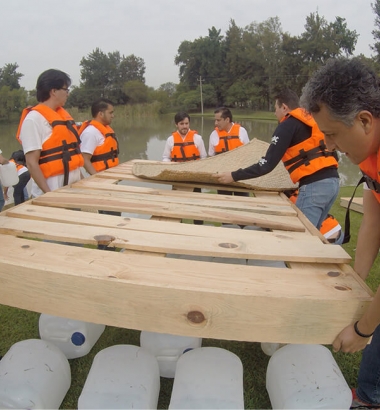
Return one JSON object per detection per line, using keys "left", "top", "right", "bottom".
{"left": 13, "top": 171, "right": 31, "bottom": 205}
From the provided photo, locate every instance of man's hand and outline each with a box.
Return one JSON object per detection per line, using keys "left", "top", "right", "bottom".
{"left": 215, "top": 172, "right": 234, "bottom": 184}
{"left": 332, "top": 323, "right": 370, "bottom": 353}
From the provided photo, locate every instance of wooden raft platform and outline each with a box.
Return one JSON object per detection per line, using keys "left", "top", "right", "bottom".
{"left": 0, "top": 160, "right": 373, "bottom": 344}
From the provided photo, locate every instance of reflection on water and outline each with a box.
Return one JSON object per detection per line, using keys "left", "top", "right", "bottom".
{"left": 0, "top": 115, "right": 361, "bottom": 186}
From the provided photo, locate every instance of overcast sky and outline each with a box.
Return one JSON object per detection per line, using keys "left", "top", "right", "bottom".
{"left": 0, "top": 0, "right": 376, "bottom": 91}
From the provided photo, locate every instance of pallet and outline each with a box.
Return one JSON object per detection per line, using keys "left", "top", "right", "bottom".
{"left": 0, "top": 161, "right": 372, "bottom": 344}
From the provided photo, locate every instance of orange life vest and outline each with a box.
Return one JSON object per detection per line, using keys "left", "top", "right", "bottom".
{"left": 79, "top": 120, "right": 119, "bottom": 172}
{"left": 320, "top": 214, "right": 342, "bottom": 242}
{"left": 214, "top": 123, "right": 243, "bottom": 154}
{"left": 16, "top": 105, "right": 83, "bottom": 185}
{"left": 170, "top": 130, "right": 200, "bottom": 162}
{"left": 281, "top": 108, "right": 338, "bottom": 183}
{"left": 359, "top": 150, "right": 380, "bottom": 203}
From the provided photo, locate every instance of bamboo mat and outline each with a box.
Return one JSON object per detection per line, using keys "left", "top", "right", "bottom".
{"left": 132, "top": 138, "right": 298, "bottom": 191}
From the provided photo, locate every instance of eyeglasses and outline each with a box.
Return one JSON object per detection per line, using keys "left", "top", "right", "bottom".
{"left": 59, "top": 87, "right": 70, "bottom": 92}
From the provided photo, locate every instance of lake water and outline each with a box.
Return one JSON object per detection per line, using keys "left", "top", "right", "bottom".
{"left": 0, "top": 115, "right": 362, "bottom": 186}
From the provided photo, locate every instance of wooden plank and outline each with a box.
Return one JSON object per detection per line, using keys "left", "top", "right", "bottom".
{"left": 0, "top": 214, "right": 351, "bottom": 263}
{"left": 56, "top": 186, "right": 297, "bottom": 217}
{"left": 0, "top": 235, "right": 370, "bottom": 344}
{"left": 340, "top": 197, "right": 363, "bottom": 214}
{"left": 75, "top": 178, "right": 290, "bottom": 207}
{"left": 31, "top": 191, "right": 305, "bottom": 232}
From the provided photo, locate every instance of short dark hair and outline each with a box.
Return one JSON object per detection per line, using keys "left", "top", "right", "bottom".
{"left": 174, "top": 112, "right": 190, "bottom": 124}
{"left": 36, "top": 69, "right": 71, "bottom": 102}
{"left": 11, "top": 150, "right": 26, "bottom": 165}
{"left": 300, "top": 57, "right": 380, "bottom": 126}
{"left": 214, "top": 107, "right": 233, "bottom": 122}
{"left": 91, "top": 98, "right": 114, "bottom": 118}
{"left": 275, "top": 89, "right": 299, "bottom": 110}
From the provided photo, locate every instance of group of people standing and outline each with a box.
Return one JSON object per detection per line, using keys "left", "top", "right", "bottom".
{"left": 164, "top": 90, "right": 340, "bottom": 234}
{"left": 14, "top": 69, "right": 119, "bottom": 202}
{"left": 4, "top": 59, "right": 380, "bottom": 408}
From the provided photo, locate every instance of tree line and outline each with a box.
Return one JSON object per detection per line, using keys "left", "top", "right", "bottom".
{"left": 2, "top": 3, "right": 380, "bottom": 121}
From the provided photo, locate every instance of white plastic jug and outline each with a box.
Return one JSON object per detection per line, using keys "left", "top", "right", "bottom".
{"left": 169, "top": 347, "right": 244, "bottom": 409}
{"left": 261, "top": 342, "right": 286, "bottom": 356}
{"left": 266, "top": 344, "right": 352, "bottom": 409}
{"left": 78, "top": 344, "right": 160, "bottom": 409}
{"left": 140, "top": 331, "right": 202, "bottom": 378}
{"left": 0, "top": 162, "right": 19, "bottom": 187}
{"left": 39, "top": 313, "right": 105, "bottom": 359}
{"left": 0, "top": 338, "right": 71, "bottom": 409}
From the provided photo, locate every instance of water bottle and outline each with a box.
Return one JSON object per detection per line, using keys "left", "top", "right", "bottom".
{"left": 261, "top": 342, "right": 286, "bottom": 356}
{"left": 0, "top": 162, "right": 19, "bottom": 187}
{"left": 169, "top": 347, "right": 244, "bottom": 409}
{"left": 39, "top": 313, "right": 105, "bottom": 359}
{"left": 266, "top": 344, "right": 352, "bottom": 409}
{"left": 78, "top": 344, "right": 160, "bottom": 409}
{"left": 140, "top": 331, "right": 202, "bottom": 378}
{"left": 0, "top": 339, "right": 71, "bottom": 409}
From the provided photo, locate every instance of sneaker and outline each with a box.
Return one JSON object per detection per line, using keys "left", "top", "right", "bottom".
{"left": 351, "top": 388, "right": 380, "bottom": 409}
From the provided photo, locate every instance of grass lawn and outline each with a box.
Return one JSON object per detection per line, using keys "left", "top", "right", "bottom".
{"left": 0, "top": 184, "right": 378, "bottom": 409}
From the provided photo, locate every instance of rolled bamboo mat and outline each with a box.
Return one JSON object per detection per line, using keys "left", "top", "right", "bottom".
{"left": 132, "top": 138, "right": 298, "bottom": 191}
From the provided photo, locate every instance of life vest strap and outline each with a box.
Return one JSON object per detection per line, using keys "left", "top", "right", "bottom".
{"left": 342, "top": 176, "right": 366, "bottom": 244}
{"left": 217, "top": 135, "right": 239, "bottom": 153}
{"left": 51, "top": 120, "right": 80, "bottom": 143}
{"left": 91, "top": 148, "right": 119, "bottom": 165}
{"left": 363, "top": 174, "right": 380, "bottom": 193}
{"left": 172, "top": 140, "right": 199, "bottom": 161}
{"left": 40, "top": 141, "right": 79, "bottom": 157}
{"left": 283, "top": 139, "right": 335, "bottom": 172}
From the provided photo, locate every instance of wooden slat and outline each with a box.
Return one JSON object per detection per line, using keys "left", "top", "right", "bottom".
{"left": 0, "top": 235, "right": 370, "bottom": 344}
{"left": 56, "top": 185, "right": 297, "bottom": 217}
{"left": 340, "top": 197, "right": 363, "bottom": 214}
{"left": 75, "top": 178, "right": 291, "bottom": 208}
{"left": 31, "top": 191, "right": 305, "bottom": 232}
{"left": 0, "top": 213, "right": 351, "bottom": 263}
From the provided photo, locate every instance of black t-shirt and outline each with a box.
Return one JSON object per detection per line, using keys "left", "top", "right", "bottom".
{"left": 231, "top": 116, "right": 339, "bottom": 186}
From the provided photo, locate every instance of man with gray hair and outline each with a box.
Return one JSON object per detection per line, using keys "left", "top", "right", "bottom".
{"left": 301, "top": 57, "right": 380, "bottom": 408}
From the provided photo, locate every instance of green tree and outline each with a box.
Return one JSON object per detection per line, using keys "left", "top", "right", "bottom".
{"left": 123, "top": 81, "right": 149, "bottom": 104}
{"left": 0, "top": 86, "right": 27, "bottom": 121}
{"left": 0, "top": 63, "right": 23, "bottom": 90}
{"left": 119, "top": 55, "right": 145, "bottom": 83}
{"left": 175, "top": 27, "right": 225, "bottom": 105}
{"left": 300, "top": 12, "right": 358, "bottom": 75}
{"left": 66, "top": 86, "right": 95, "bottom": 110}
{"left": 372, "top": 0, "right": 380, "bottom": 61}
{"left": 244, "top": 17, "right": 285, "bottom": 110}
{"left": 153, "top": 82, "right": 178, "bottom": 111}
{"left": 79, "top": 49, "right": 146, "bottom": 105}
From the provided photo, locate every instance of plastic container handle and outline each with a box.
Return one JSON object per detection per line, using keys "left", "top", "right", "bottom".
{"left": 156, "top": 355, "right": 180, "bottom": 362}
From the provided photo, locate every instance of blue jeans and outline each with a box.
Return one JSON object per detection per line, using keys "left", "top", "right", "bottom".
{"left": 357, "top": 325, "right": 380, "bottom": 404}
{"left": 0, "top": 182, "right": 4, "bottom": 211}
{"left": 296, "top": 177, "right": 339, "bottom": 230}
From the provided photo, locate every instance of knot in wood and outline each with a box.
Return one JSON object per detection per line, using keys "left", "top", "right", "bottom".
{"left": 327, "top": 271, "right": 341, "bottom": 277}
{"left": 187, "top": 311, "right": 205, "bottom": 324}
{"left": 218, "top": 242, "right": 238, "bottom": 249}
{"left": 335, "top": 285, "right": 352, "bottom": 291}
